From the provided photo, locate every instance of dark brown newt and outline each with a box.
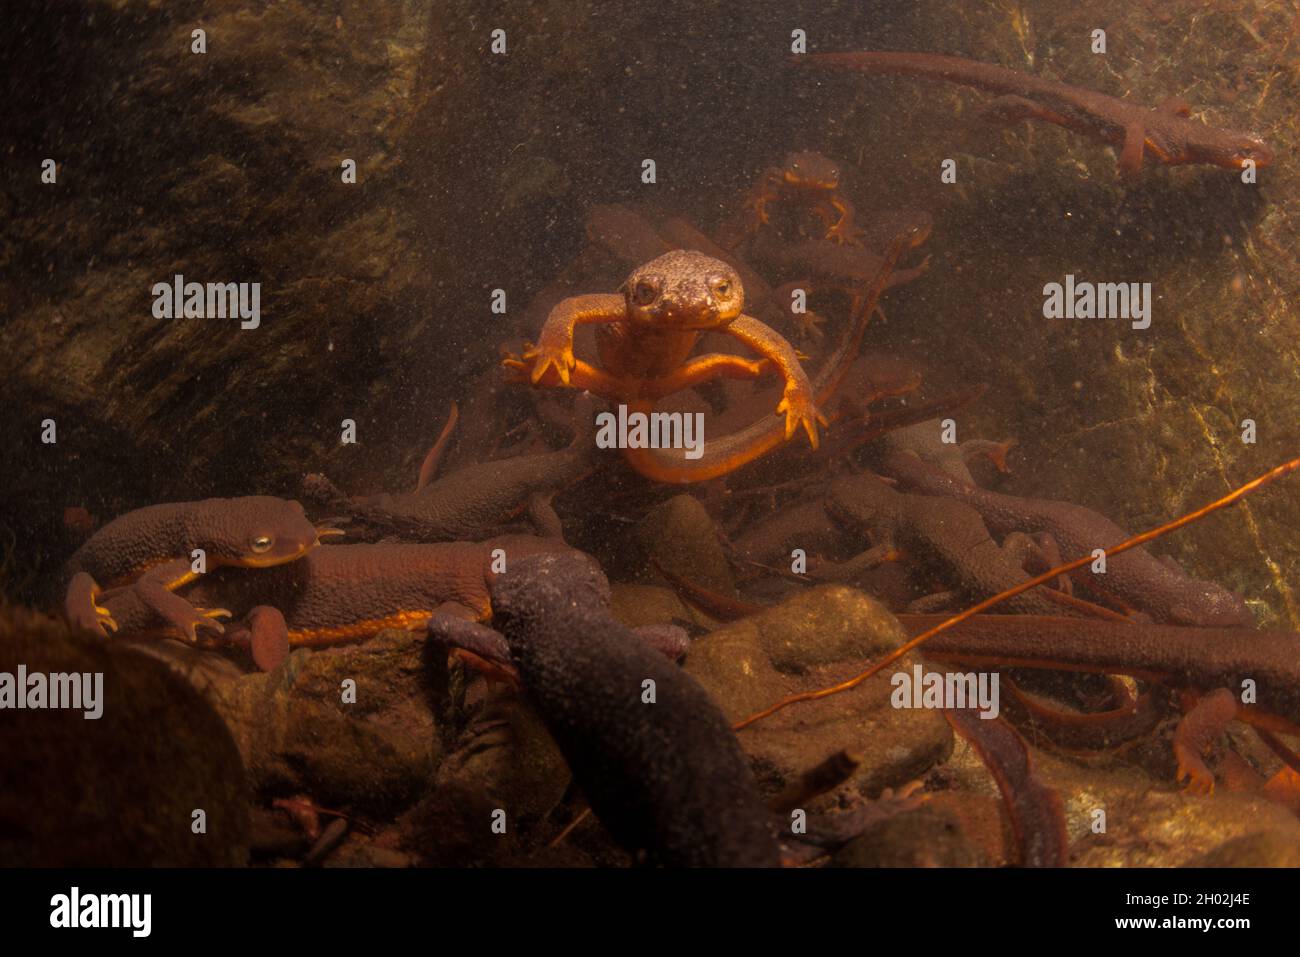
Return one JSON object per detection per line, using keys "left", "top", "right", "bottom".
{"left": 64, "top": 497, "right": 323, "bottom": 641}
{"left": 943, "top": 706, "right": 1067, "bottom": 867}
{"left": 352, "top": 429, "right": 594, "bottom": 541}
{"left": 907, "top": 613, "right": 1300, "bottom": 792}
{"left": 800, "top": 52, "right": 1273, "bottom": 174}
{"left": 824, "top": 473, "right": 1122, "bottom": 619}
{"left": 427, "top": 551, "right": 924, "bottom": 865}
{"left": 433, "top": 550, "right": 781, "bottom": 866}
{"left": 883, "top": 450, "right": 1253, "bottom": 628}
{"left": 101, "top": 535, "right": 575, "bottom": 669}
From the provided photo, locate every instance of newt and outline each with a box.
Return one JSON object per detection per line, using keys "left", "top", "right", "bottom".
{"left": 882, "top": 450, "right": 1253, "bottom": 627}
{"left": 907, "top": 613, "right": 1300, "bottom": 792}
{"left": 510, "top": 238, "right": 905, "bottom": 484}
{"left": 100, "top": 534, "right": 576, "bottom": 670}
{"left": 880, "top": 416, "right": 1015, "bottom": 485}
{"left": 799, "top": 52, "right": 1273, "bottom": 174}
{"left": 722, "top": 151, "right": 864, "bottom": 246}
{"left": 823, "top": 473, "right": 1123, "bottom": 619}
{"left": 63, "top": 497, "right": 323, "bottom": 642}
{"left": 432, "top": 551, "right": 780, "bottom": 866}
{"left": 351, "top": 427, "right": 595, "bottom": 542}
{"left": 427, "top": 551, "right": 924, "bottom": 865}
{"left": 510, "top": 249, "right": 825, "bottom": 482}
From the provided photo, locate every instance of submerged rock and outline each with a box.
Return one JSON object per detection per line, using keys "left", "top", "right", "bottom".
{"left": 685, "top": 585, "right": 952, "bottom": 799}
{"left": 210, "top": 629, "right": 440, "bottom": 814}
{"left": 0, "top": 607, "right": 249, "bottom": 866}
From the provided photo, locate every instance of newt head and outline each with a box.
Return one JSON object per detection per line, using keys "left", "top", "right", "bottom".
{"left": 1155, "top": 121, "right": 1274, "bottom": 171}
{"left": 781, "top": 151, "right": 841, "bottom": 191}
{"left": 1222, "top": 133, "right": 1273, "bottom": 171}
{"left": 185, "top": 496, "right": 323, "bottom": 568}
{"left": 621, "top": 250, "right": 744, "bottom": 330}
{"left": 1168, "top": 583, "right": 1254, "bottom": 629}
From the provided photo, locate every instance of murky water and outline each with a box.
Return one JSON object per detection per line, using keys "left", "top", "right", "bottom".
{"left": 2, "top": 0, "right": 1298, "bottom": 872}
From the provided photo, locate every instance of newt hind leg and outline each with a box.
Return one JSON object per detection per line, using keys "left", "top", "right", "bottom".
{"left": 1173, "top": 687, "right": 1238, "bottom": 795}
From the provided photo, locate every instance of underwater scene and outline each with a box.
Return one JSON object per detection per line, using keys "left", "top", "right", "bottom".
{"left": 2, "top": 0, "right": 1299, "bottom": 879}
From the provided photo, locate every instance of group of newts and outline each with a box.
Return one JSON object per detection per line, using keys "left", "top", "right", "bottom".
{"left": 58, "top": 53, "right": 1289, "bottom": 866}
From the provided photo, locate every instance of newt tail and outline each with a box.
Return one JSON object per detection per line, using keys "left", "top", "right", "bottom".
{"left": 798, "top": 51, "right": 1273, "bottom": 174}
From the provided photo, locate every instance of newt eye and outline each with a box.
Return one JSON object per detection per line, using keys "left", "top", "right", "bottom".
{"left": 631, "top": 280, "right": 658, "bottom": 305}
{"left": 713, "top": 279, "right": 733, "bottom": 297}
{"left": 251, "top": 536, "right": 274, "bottom": 554}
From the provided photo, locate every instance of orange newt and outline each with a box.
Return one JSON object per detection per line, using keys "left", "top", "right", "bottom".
{"left": 509, "top": 239, "right": 905, "bottom": 483}
{"left": 799, "top": 52, "right": 1273, "bottom": 174}
{"left": 724, "top": 151, "right": 864, "bottom": 247}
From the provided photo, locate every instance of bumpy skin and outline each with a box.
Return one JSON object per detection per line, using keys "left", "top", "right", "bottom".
{"left": 102, "top": 535, "right": 573, "bottom": 653}
{"left": 881, "top": 417, "right": 1012, "bottom": 485}
{"left": 64, "top": 497, "right": 321, "bottom": 639}
{"left": 801, "top": 52, "right": 1273, "bottom": 173}
{"left": 358, "top": 443, "right": 593, "bottom": 541}
{"left": 450, "top": 552, "right": 781, "bottom": 867}
{"left": 826, "top": 474, "right": 1093, "bottom": 617}
{"left": 911, "top": 614, "right": 1300, "bottom": 727}
{"left": 910, "top": 612, "right": 1300, "bottom": 791}
{"left": 883, "top": 451, "right": 1253, "bottom": 627}
{"left": 65, "top": 497, "right": 320, "bottom": 585}
{"left": 513, "top": 249, "right": 826, "bottom": 483}
{"left": 739, "top": 151, "right": 862, "bottom": 244}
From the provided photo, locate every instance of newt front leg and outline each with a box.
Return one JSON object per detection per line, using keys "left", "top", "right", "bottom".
{"left": 725, "top": 314, "right": 826, "bottom": 447}
{"left": 523, "top": 293, "right": 626, "bottom": 385}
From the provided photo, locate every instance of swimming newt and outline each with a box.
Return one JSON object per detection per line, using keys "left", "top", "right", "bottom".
{"left": 883, "top": 450, "right": 1253, "bottom": 627}
{"left": 510, "top": 249, "right": 827, "bottom": 482}
{"left": 719, "top": 151, "right": 864, "bottom": 247}
{"left": 512, "top": 233, "right": 908, "bottom": 483}
{"left": 799, "top": 52, "right": 1273, "bottom": 174}
{"left": 63, "top": 497, "right": 323, "bottom": 641}
{"left": 908, "top": 613, "right": 1300, "bottom": 792}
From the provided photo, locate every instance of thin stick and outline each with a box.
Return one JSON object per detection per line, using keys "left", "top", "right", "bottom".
{"left": 733, "top": 456, "right": 1300, "bottom": 731}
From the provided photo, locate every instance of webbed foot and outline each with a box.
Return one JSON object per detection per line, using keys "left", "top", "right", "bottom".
{"left": 65, "top": 572, "right": 118, "bottom": 638}
{"left": 776, "top": 384, "right": 828, "bottom": 449}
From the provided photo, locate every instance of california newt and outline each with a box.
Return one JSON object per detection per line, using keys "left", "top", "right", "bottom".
{"left": 824, "top": 473, "right": 1120, "bottom": 619}
{"left": 907, "top": 613, "right": 1300, "bottom": 792}
{"left": 514, "top": 232, "right": 911, "bottom": 484}
{"left": 510, "top": 249, "right": 828, "bottom": 483}
{"left": 432, "top": 550, "right": 781, "bottom": 866}
{"left": 881, "top": 416, "right": 1015, "bottom": 485}
{"left": 427, "top": 551, "right": 923, "bottom": 865}
{"left": 799, "top": 52, "right": 1274, "bottom": 174}
{"left": 101, "top": 535, "right": 576, "bottom": 670}
{"left": 725, "top": 151, "right": 864, "bottom": 246}
{"left": 352, "top": 430, "right": 595, "bottom": 542}
{"left": 63, "top": 496, "right": 323, "bottom": 642}
{"left": 883, "top": 450, "right": 1253, "bottom": 627}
